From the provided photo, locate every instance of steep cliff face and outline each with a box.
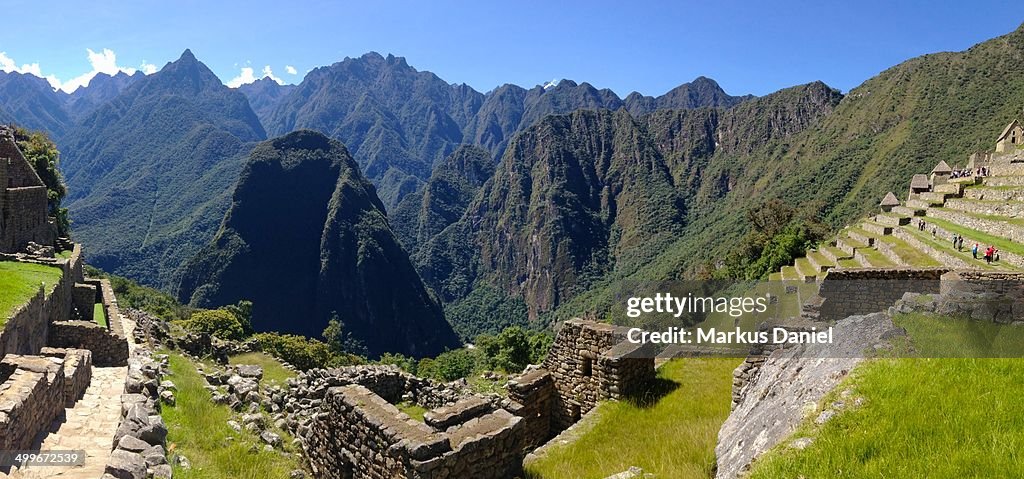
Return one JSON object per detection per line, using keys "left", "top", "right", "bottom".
{"left": 177, "top": 130, "right": 459, "bottom": 357}
{"left": 419, "top": 83, "right": 842, "bottom": 322}
{"left": 390, "top": 145, "right": 495, "bottom": 255}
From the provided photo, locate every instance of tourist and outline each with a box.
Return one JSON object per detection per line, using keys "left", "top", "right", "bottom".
{"left": 932, "top": 226, "right": 937, "bottom": 238}
{"left": 985, "top": 246, "right": 994, "bottom": 264}
{"left": 957, "top": 236, "right": 964, "bottom": 251}
{"left": 972, "top": 243, "right": 979, "bottom": 259}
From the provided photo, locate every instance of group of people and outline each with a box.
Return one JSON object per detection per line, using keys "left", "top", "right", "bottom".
{"left": 972, "top": 243, "right": 1001, "bottom": 263}
{"left": 949, "top": 167, "right": 990, "bottom": 179}
{"left": 915, "top": 220, "right": 1001, "bottom": 263}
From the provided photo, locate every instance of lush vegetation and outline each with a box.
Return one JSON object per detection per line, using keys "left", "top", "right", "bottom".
{"left": 87, "top": 266, "right": 192, "bottom": 322}
{"left": 709, "top": 199, "right": 828, "bottom": 280}
{"left": 162, "top": 352, "right": 301, "bottom": 478}
{"left": 380, "top": 326, "right": 552, "bottom": 382}
{"left": 177, "top": 309, "right": 250, "bottom": 341}
{"left": 13, "top": 127, "right": 70, "bottom": 236}
{"left": 444, "top": 285, "right": 529, "bottom": 342}
{"left": 250, "top": 332, "right": 363, "bottom": 371}
{"left": 749, "top": 313, "right": 1024, "bottom": 477}
{"left": 0, "top": 261, "right": 63, "bottom": 323}
{"left": 525, "top": 358, "right": 741, "bottom": 478}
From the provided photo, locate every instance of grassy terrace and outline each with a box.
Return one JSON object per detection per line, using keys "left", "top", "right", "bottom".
{"left": 874, "top": 235, "right": 942, "bottom": 267}
{"left": 163, "top": 352, "right": 301, "bottom": 478}
{"left": 94, "top": 303, "right": 108, "bottom": 328}
{"left": 933, "top": 206, "right": 1024, "bottom": 226}
{"left": 856, "top": 247, "right": 895, "bottom": 267}
{"left": 924, "top": 215, "right": 1024, "bottom": 258}
{"left": 899, "top": 225, "right": 1011, "bottom": 271}
{"left": 525, "top": 358, "right": 741, "bottom": 479}
{"left": 748, "top": 313, "right": 1024, "bottom": 478}
{"left": 0, "top": 261, "right": 63, "bottom": 325}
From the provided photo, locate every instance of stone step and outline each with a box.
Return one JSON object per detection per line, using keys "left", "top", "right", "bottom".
{"left": 933, "top": 183, "right": 964, "bottom": 195}
{"left": 845, "top": 228, "right": 875, "bottom": 247}
{"left": 872, "top": 236, "right": 910, "bottom": 266}
{"left": 926, "top": 207, "right": 1024, "bottom": 244}
{"left": 963, "top": 185, "right": 1024, "bottom": 202}
{"left": 805, "top": 250, "right": 836, "bottom": 273}
{"left": 943, "top": 197, "right": 1024, "bottom": 218}
{"left": 875, "top": 213, "right": 911, "bottom": 227}
{"left": 861, "top": 221, "right": 893, "bottom": 236}
{"left": 891, "top": 205, "right": 926, "bottom": 217}
{"left": 820, "top": 245, "right": 853, "bottom": 263}
{"left": 982, "top": 176, "right": 1024, "bottom": 187}
{"left": 919, "top": 191, "right": 952, "bottom": 204}
{"left": 780, "top": 265, "right": 799, "bottom": 281}
{"left": 854, "top": 247, "right": 896, "bottom": 268}
{"left": 793, "top": 257, "right": 819, "bottom": 282}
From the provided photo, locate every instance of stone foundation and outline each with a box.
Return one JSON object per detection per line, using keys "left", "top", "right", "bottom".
{"left": 49, "top": 321, "right": 129, "bottom": 367}
{"left": 39, "top": 347, "right": 93, "bottom": 407}
{"left": 816, "top": 268, "right": 949, "bottom": 321}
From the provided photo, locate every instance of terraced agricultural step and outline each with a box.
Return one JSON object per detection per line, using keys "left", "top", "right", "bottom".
{"left": 861, "top": 221, "right": 893, "bottom": 236}
{"left": 906, "top": 198, "right": 937, "bottom": 210}
{"left": 919, "top": 216, "right": 1024, "bottom": 270}
{"left": 919, "top": 191, "right": 952, "bottom": 204}
{"left": 891, "top": 205, "right": 925, "bottom": 217}
{"left": 982, "top": 176, "right": 1024, "bottom": 187}
{"left": 988, "top": 163, "right": 1024, "bottom": 177}
{"left": 820, "top": 245, "right": 853, "bottom": 263}
{"left": 927, "top": 207, "right": 1024, "bottom": 244}
{"left": 943, "top": 198, "right": 1024, "bottom": 218}
{"left": 845, "top": 228, "right": 875, "bottom": 247}
{"left": 933, "top": 183, "right": 964, "bottom": 195}
{"left": 855, "top": 247, "right": 896, "bottom": 267}
{"left": 768, "top": 272, "right": 783, "bottom": 281}
{"left": 780, "top": 266, "right": 799, "bottom": 281}
{"left": 839, "top": 256, "right": 866, "bottom": 268}
{"left": 893, "top": 226, "right": 982, "bottom": 270}
{"left": 963, "top": 185, "right": 1024, "bottom": 202}
{"left": 877, "top": 234, "right": 943, "bottom": 267}
{"left": 872, "top": 236, "right": 909, "bottom": 266}
{"left": 793, "top": 257, "right": 819, "bottom": 282}
{"left": 806, "top": 250, "right": 836, "bottom": 273}
{"left": 875, "top": 213, "right": 911, "bottom": 227}
{"left": 835, "top": 236, "right": 866, "bottom": 256}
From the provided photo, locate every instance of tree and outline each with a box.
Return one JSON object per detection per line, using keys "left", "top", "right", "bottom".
{"left": 224, "top": 300, "right": 254, "bottom": 335}
{"left": 179, "top": 309, "right": 246, "bottom": 340}
{"left": 13, "top": 127, "right": 70, "bottom": 236}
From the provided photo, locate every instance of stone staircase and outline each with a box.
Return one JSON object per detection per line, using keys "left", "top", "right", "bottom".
{"left": 769, "top": 141, "right": 1024, "bottom": 318}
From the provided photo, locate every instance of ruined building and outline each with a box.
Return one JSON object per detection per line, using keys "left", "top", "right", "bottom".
{"left": 0, "top": 125, "right": 55, "bottom": 253}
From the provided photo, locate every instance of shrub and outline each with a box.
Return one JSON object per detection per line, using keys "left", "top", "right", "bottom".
{"left": 179, "top": 309, "right": 246, "bottom": 340}
{"left": 251, "top": 332, "right": 361, "bottom": 370}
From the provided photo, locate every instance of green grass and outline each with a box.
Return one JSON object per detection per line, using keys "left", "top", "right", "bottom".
{"left": 396, "top": 401, "right": 428, "bottom": 422}
{"left": 228, "top": 352, "right": 296, "bottom": 385}
{"left": 856, "top": 247, "right": 895, "bottom": 267}
{"left": 899, "top": 225, "right": 1010, "bottom": 271}
{"left": 748, "top": 313, "right": 1024, "bottom": 478}
{"left": 162, "top": 352, "right": 301, "bottom": 479}
{"left": 525, "top": 358, "right": 741, "bottom": 479}
{"left": 56, "top": 250, "right": 73, "bottom": 259}
{"left": 875, "top": 235, "right": 942, "bottom": 267}
{"left": 924, "top": 214, "right": 1024, "bottom": 258}
{"left": 93, "top": 303, "right": 108, "bottom": 328}
{"left": 935, "top": 207, "right": 1024, "bottom": 226}
{"left": 838, "top": 258, "right": 861, "bottom": 268}
{"left": 0, "top": 261, "right": 63, "bottom": 324}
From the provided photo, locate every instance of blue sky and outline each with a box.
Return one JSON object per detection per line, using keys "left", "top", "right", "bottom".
{"left": 0, "top": 1, "right": 1020, "bottom": 96}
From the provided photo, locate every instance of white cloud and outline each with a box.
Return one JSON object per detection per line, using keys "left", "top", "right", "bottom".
{"left": 140, "top": 61, "right": 157, "bottom": 75}
{"left": 543, "top": 78, "right": 560, "bottom": 90}
{"left": 1, "top": 48, "right": 158, "bottom": 93}
{"left": 285, "top": 65, "right": 297, "bottom": 75}
{"left": 226, "top": 65, "right": 284, "bottom": 88}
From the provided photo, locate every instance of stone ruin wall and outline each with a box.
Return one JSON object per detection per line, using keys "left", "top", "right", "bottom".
{"left": 303, "top": 319, "right": 655, "bottom": 479}
{"left": 0, "top": 349, "right": 93, "bottom": 456}
{"left": 816, "top": 268, "right": 949, "bottom": 321}
{"left": 0, "top": 244, "right": 84, "bottom": 358}
{"left": 50, "top": 278, "right": 130, "bottom": 366}
{"left": 0, "top": 126, "right": 54, "bottom": 254}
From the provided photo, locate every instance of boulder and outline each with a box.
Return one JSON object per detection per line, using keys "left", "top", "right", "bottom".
{"left": 105, "top": 450, "right": 147, "bottom": 479}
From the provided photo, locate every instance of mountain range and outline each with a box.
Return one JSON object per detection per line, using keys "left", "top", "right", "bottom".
{"left": 4, "top": 23, "right": 1024, "bottom": 354}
